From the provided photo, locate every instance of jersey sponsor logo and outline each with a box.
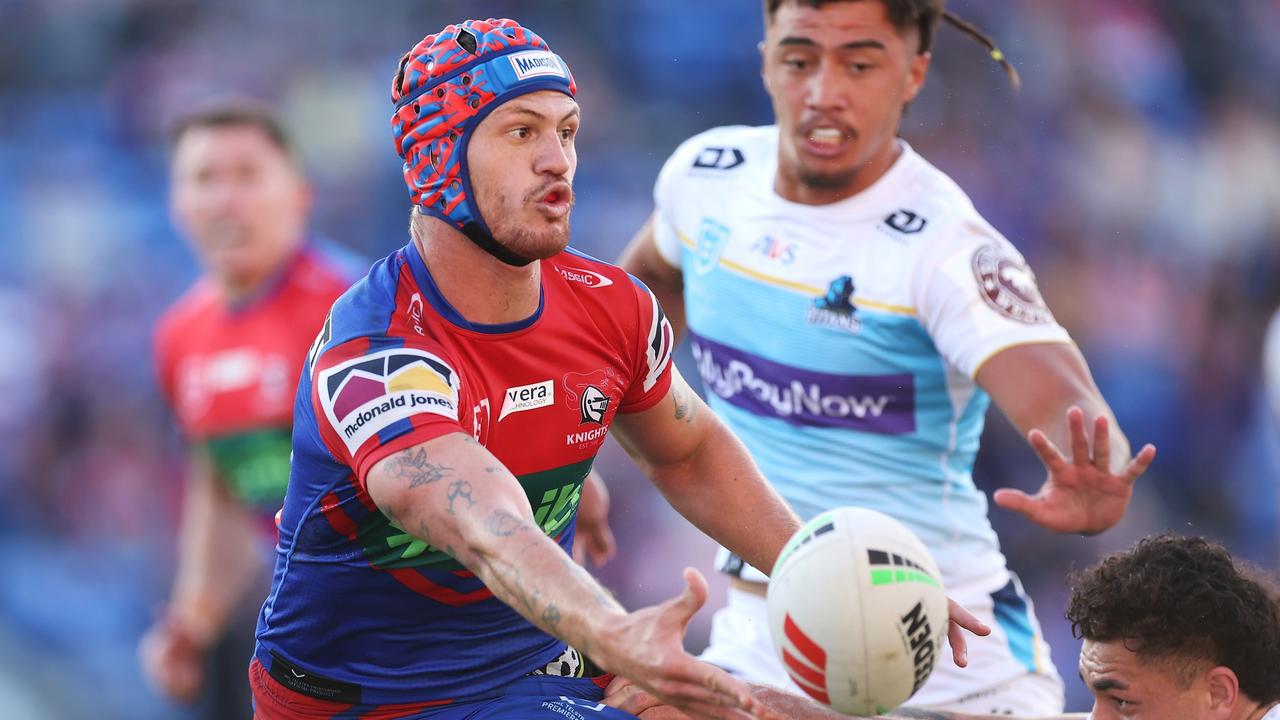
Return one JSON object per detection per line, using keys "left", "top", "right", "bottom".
{"left": 499, "top": 379, "right": 554, "bottom": 421}
{"left": 318, "top": 348, "right": 459, "bottom": 455}
{"left": 643, "top": 291, "right": 674, "bottom": 392}
{"left": 883, "top": 209, "right": 928, "bottom": 234}
{"left": 750, "top": 235, "right": 797, "bottom": 265}
{"left": 563, "top": 368, "right": 622, "bottom": 446}
{"left": 971, "top": 244, "right": 1054, "bottom": 325}
{"left": 694, "top": 217, "right": 731, "bottom": 276}
{"left": 690, "top": 333, "right": 915, "bottom": 434}
{"left": 555, "top": 266, "right": 614, "bottom": 288}
{"left": 509, "top": 51, "right": 566, "bottom": 81}
{"left": 692, "top": 146, "right": 745, "bottom": 171}
{"left": 806, "top": 275, "right": 861, "bottom": 334}
{"left": 177, "top": 348, "right": 288, "bottom": 421}
{"left": 407, "top": 292, "right": 426, "bottom": 335}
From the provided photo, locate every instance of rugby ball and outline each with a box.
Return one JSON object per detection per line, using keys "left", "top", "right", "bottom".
{"left": 767, "top": 507, "right": 948, "bottom": 715}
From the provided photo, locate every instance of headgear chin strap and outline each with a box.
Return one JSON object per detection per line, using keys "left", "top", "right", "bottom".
{"left": 391, "top": 19, "right": 577, "bottom": 267}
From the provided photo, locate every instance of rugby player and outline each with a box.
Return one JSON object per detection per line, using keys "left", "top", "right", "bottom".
{"left": 249, "top": 17, "right": 992, "bottom": 720}
{"left": 605, "top": 534, "right": 1280, "bottom": 720}
{"left": 140, "top": 102, "right": 360, "bottom": 716}
{"left": 616, "top": 0, "right": 1156, "bottom": 713}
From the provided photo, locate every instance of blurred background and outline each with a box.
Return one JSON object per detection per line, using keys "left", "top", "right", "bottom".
{"left": 1, "top": 0, "right": 1278, "bottom": 716}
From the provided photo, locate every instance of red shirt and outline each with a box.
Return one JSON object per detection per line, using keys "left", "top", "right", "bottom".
{"left": 155, "top": 243, "right": 359, "bottom": 513}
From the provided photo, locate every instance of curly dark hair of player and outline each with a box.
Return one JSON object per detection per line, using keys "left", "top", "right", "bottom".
{"left": 762, "top": 0, "right": 1021, "bottom": 90}
{"left": 1066, "top": 533, "right": 1280, "bottom": 705}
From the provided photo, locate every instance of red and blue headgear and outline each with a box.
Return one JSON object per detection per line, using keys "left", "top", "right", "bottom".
{"left": 391, "top": 18, "right": 577, "bottom": 266}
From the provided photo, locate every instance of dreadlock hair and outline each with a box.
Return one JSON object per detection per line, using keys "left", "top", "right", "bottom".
{"left": 763, "top": 0, "right": 1021, "bottom": 90}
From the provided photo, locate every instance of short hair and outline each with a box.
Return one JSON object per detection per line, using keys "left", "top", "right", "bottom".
{"left": 169, "top": 99, "right": 300, "bottom": 165}
{"left": 762, "top": 0, "right": 1020, "bottom": 89}
{"left": 1066, "top": 534, "right": 1280, "bottom": 705}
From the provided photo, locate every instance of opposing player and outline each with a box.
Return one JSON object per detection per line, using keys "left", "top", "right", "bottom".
{"left": 617, "top": 0, "right": 1156, "bottom": 713}
{"left": 606, "top": 534, "right": 1280, "bottom": 720}
{"left": 140, "top": 103, "right": 361, "bottom": 715}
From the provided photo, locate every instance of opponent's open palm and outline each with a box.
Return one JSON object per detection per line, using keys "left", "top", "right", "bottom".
{"left": 994, "top": 406, "right": 1156, "bottom": 534}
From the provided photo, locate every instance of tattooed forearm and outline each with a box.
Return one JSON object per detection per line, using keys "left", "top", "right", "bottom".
{"left": 383, "top": 446, "right": 452, "bottom": 488}
{"left": 446, "top": 479, "right": 476, "bottom": 516}
{"left": 408, "top": 462, "right": 450, "bottom": 488}
{"left": 485, "top": 508, "right": 528, "bottom": 537}
{"left": 672, "top": 384, "right": 696, "bottom": 423}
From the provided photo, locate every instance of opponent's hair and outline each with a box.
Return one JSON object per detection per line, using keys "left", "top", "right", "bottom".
{"left": 169, "top": 99, "right": 300, "bottom": 165}
{"left": 1066, "top": 534, "right": 1280, "bottom": 705}
{"left": 763, "top": 0, "right": 1020, "bottom": 90}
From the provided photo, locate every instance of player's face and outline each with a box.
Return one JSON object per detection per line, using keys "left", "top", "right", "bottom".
{"left": 1080, "top": 640, "right": 1228, "bottom": 720}
{"left": 761, "top": 0, "right": 930, "bottom": 202}
{"left": 467, "top": 91, "right": 579, "bottom": 261}
{"left": 171, "top": 124, "right": 310, "bottom": 295}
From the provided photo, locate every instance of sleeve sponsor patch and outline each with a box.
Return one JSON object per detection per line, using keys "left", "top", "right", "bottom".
{"left": 317, "top": 347, "right": 459, "bottom": 456}
{"left": 971, "top": 244, "right": 1055, "bottom": 325}
{"left": 643, "top": 291, "right": 674, "bottom": 392}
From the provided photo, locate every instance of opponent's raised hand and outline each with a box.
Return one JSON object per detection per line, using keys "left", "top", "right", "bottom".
{"left": 994, "top": 406, "right": 1156, "bottom": 534}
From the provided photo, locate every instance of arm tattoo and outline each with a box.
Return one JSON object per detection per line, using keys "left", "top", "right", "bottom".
{"left": 541, "top": 603, "right": 562, "bottom": 630}
{"left": 485, "top": 508, "right": 528, "bottom": 537}
{"left": 672, "top": 384, "right": 696, "bottom": 423}
{"left": 446, "top": 479, "right": 477, "bottom": 516}
{"left": 385, "top": 446, "right": 452, "bottom": 488}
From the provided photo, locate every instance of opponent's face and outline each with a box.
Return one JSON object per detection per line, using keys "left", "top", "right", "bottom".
{"left": 467, "top": 91, "right": 578, "bottom": 261}
{"left": 762, "top": 0, "right": 930, "bottom": 202}
{"left": 1080, "top": 640, "right": 1239, "bottom": 720}
{"left": 171, "top": 124, "right": 310, "bottom": 296}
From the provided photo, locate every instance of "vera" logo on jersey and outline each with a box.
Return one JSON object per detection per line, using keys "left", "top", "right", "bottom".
{"left": 499, "top": 379, "right": 554, "bottom": 421}
{"left": 318, "top": 348, "right": 459, "bottom": 455}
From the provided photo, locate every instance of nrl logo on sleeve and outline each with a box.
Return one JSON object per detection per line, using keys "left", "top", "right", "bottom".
{"left": 318, "top": 348, "right": 459, "bottom": 455}
{"left": 499, "top": 379, "right": 554, "bottom": 421}
{"left": 509, "top": 51, "right": 566, "bottom": 81}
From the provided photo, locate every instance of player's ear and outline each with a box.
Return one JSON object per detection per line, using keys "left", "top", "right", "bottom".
{"left": 902, "top": 51, "right": 931, "bottom": 105}
{"left": 759, "top": 40, "right": 772, "bottom": 94}
{"left": 1204, "top": 666, "right": 1239, "bottom": 718}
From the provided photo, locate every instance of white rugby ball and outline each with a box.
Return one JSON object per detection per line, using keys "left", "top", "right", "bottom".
{"left": 767, "top": 507, "right": 948, "bottom": 716}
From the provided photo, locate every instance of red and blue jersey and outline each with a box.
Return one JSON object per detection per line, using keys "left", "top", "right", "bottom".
{"left": 254, "top": 239, "right": 674, "bottom": 706}
{"left": 155, "top": 241, "right": 362, "bottom": 534}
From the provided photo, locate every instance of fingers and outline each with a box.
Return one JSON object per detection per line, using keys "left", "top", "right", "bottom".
{"left": 948, "top": 618, "right": 969, "bottom": 668}
{"left": 1026, "top": 429, "right": 1069, "bottom": 475}
{"left": 590, "top": 524, "right": 618, "bottom": 566}
{"left": 1091, "top": 413, "right": 1111, "bottom": 474}
{"left": 1124, "top": 443, "right": 1157, "bottom": 481}
{"left": 670, "top": 567, "right": 709, "bottom": 621}
{"left": 1067, "top": 406, "right": 1090, "bottom": 467}
{"left": 947, "top": 598, "right": 992, "bottom": 637}
{"left": 992, "top": 488, "right": 1037, "bottom": 519}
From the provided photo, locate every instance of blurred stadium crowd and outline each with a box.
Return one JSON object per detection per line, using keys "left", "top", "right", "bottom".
{"left": 1, "top": 0, "right": 1278, "bottom": 716}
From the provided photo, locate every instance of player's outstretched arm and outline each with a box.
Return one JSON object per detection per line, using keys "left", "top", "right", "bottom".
{"left": 976, "top": 343, "right": 1156, "bottom": 534}
{"left": 365, "top": 433, "right": 757, "bottom": 720}
{"left": 620, "top": 212, "right": 688, "bottom": 340}
{"left": 612, "top": 366, "right": 801, "bottom": 575}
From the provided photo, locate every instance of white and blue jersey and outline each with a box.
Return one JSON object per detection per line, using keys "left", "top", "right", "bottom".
{"left": 654, "top": 125, "right": 1069, "bottom": 705}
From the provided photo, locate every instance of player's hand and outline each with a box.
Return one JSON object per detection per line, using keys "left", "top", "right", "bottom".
{"left": 596, "top": 568, "right": 758, "bottom": 720}
{"left": 138, "top": 615, "right": 208, "bottom": 703}
{"left": 605, "top": 677, "right": 688, "bottom": 718}
{"left": 995, "top": 406, "right": 1156, "bottom": 535}
{"left": 945, "top": 598, "right": 991, "bottom": 668}
{"left": 573, "top": 470, "right": 617, "bottom": 567}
